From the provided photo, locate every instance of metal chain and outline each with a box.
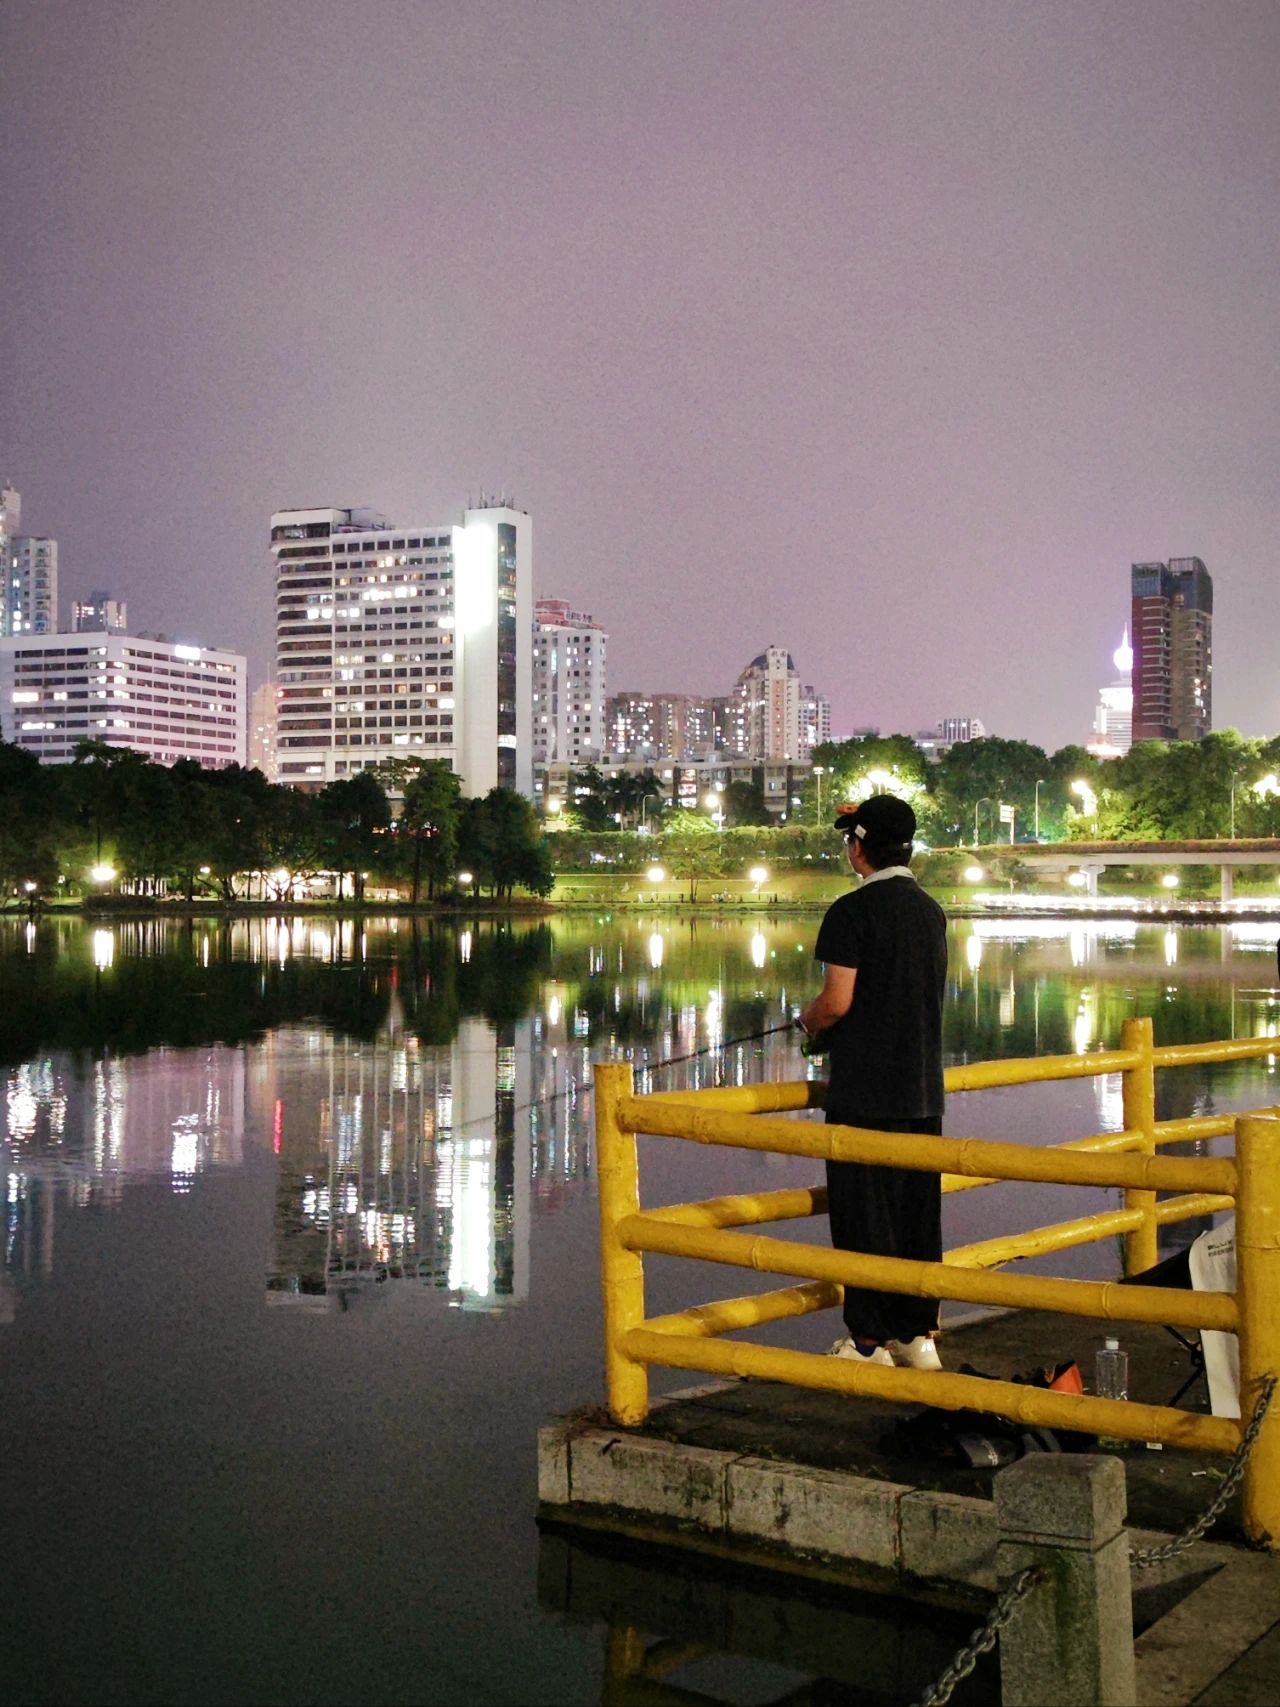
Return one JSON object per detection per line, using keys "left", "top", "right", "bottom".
{"left": 911, "top": 1565, "right": 1045, "bottom": 1707}
{"left": 1130, "top": 1372, "right": 1277, "bottom": 1569}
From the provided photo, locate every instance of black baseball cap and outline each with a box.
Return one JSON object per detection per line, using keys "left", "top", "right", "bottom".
{"left": 833, "top": 795, "right": 917, "bottom": 844}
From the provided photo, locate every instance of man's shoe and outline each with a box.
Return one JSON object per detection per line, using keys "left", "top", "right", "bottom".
{"left": 886, "top": 1335, "right": 943, "bottom": 1370}
{"left": 828, "top": 1336, "right": 894, "bottom": 1366}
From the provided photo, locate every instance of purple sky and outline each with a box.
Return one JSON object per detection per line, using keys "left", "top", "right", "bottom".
{"left": 3, "top": 1, "right": 1278, "bottom": 750}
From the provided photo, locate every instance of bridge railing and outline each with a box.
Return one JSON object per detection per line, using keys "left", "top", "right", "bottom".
{"left": 593, "top": 1018, "right": 1280, "bottom": 1548}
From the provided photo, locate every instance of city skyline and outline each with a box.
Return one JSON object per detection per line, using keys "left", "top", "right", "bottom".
{"left": 2, "top": 3, "right": 1278, "bottom": 749}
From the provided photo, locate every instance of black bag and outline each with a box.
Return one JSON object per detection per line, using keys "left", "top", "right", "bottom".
{"left": 882, "top": 1361, "right": 1093, "bottom": 1469}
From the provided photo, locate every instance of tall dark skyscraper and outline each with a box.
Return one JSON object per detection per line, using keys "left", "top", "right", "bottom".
{"left": 1130, "top": 557, "right": 1213, "bottom": 742}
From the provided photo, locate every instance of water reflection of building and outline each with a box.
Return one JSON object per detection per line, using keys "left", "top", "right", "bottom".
{"left": 267, "top": 1016, "right": 533, "bottom": 1314}
{"left": 2, "top": 1048, "right": 249, "bottom": 1297}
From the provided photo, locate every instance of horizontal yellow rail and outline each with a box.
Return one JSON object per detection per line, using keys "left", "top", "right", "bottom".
{"left": 641, "top": 1081, "right": 823, "bottom": 1113}
{"left": 617, "top": 1213, "right": 1239, "bottom": 1333}
{"left": 947, "top": 1193, "right": 1233, "bottom": 1270}
{"left": 644, "top": 1187, "right": 825, "bottom": 1229}
{"left": 944, "top": 1047, "right": 1141, "bottom": 1090}
{"left": 620, "top": 1329, "right": 1241, "bottom": 1455}
{"left": 617, "top": 1097, "right": 1237, "bottom": 1196}
{"left": 643, "top": 1279, "right": 842, "bottom": 1338}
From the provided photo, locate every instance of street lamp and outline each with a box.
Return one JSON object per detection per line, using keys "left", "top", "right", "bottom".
{"left": 749, "top": 864, "right": 768, "bottom": 894}
{"left": 704, "top": 789, "right": 724, "bottom": 834}
{"left": 1034, "top": 779, "right": 1046, "bottom": 841}
{"left": 813, "top": 765, "right": 825, "bottom": 825}
{"left": 89, "top": 862, "right": 116, "bottom": 886}
{"left": 973, "top": 797, "right": 994, "bottom": 846}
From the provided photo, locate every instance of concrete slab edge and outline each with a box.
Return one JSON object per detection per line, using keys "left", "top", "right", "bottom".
{"left": 537, "top": 1418, "right": 996, "bottom": 1590}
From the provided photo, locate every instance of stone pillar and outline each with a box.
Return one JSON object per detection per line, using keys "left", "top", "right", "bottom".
{"left": 994, "top": 1454, "right": 1134, "bottom": 1707}
{"left": 1221, "top": 864, "right": 1234, "bottom": 902}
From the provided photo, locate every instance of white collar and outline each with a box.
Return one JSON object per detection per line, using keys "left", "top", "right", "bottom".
{"left": 858, "top": 865, "right": 916, "bottom": 887}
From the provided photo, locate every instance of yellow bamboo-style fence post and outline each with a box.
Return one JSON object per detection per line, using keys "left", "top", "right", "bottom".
{"left": 595, "top": 1062, "right": 650, "bottom": 1425}
{"left": 1236, "top": 1111, "right": 1280, "bottom": 1549}
{"left": 1120, "top": 1016, "right": 1158, "bottom": 1275}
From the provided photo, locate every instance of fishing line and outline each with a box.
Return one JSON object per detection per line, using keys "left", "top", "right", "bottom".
{"left": 421, "top": 1019, "right": 799, "bottom": 1141}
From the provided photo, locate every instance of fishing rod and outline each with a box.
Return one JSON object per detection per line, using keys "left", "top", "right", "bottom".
{"left": 639, "top": 1021, "right": 796, "bottom": 1077}
{"left": 424, "top": 1019, "right": 801, "bottom": 1140}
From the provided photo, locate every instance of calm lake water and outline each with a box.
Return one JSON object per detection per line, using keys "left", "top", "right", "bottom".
{"left": 2, "top": 911, "right": 1278, "bottom": 1705}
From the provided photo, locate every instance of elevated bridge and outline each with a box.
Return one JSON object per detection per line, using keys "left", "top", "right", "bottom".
{"left": 986, "top": 838, "right": 1280, "bottom": 899}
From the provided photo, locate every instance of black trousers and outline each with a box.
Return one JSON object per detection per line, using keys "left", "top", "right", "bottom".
{"left": 824, "top": 1112, "right": 943, "bottom": 1344}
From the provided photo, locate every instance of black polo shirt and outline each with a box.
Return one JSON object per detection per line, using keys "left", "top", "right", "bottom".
{"left": 813, "top": 870, "right": 947, "bottom": 1122}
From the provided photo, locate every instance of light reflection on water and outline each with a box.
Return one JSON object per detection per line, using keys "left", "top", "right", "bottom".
{"left": 3, "top": 913, "right": 1280, "bottom": 1309}
{"left": 1, "top": 913, "right": 1279, "bottom": 1701}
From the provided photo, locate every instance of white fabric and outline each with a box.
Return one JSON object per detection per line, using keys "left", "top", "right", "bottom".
{"left": 1188, "top": 1217, "right": 1239, "bottom": 1419}
{"left": 858, "top": 865, "right": 915, "bottom": 887}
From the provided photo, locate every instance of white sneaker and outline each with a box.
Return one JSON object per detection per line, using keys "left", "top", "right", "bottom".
{"left": 828, "top": 1336, "right": 894, "bottom": 1367}
{"left": 885, "top": 1335, "right": 943, "bottom": 1370}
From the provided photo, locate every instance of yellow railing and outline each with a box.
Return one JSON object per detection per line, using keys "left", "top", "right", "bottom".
{"left": 594, "top": 1017, "right": 1280, "bottom": 1549}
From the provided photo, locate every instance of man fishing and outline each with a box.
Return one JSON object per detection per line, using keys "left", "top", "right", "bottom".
{"left": 797, "top": 794, "right": 948, "bottom": 1370}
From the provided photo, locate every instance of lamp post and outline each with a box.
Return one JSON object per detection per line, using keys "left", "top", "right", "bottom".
{"left": 1230, "top": 772, "right": 1240, "bottom": 840}
{"left": 813, "top": 766, "right": 825, "bottom": 825}
{"left": 704, "top": 788, "right": 724, "bottom": 836}
{"left": 1034, "top": 778, "right": 1046, "bottom": 841}
{"left": 973, "top": 797, "right": 994, "bottom": 847}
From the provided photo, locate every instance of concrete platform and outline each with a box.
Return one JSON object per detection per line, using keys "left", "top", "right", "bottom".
{"left": 537, "top": 1310, "right": 1280, "bottom": 1704}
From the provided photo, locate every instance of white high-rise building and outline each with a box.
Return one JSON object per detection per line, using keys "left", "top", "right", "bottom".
{"left": 249, "top": 681, "right": 281, "bottom": 780}
{"left": 730, "top": 646, "right": 803, "bottom": 761}
{"left": 1088, "top": 628, "right": 1134, "bottom": 758}
{"left": 272, "top": 501, "right": 531, "bottom": 795}
{"left": 0, "top": 631, "right": 246, "bottom": 766}
{"left": 532, "top": 599, "right": 607, "bottom": 766}
{"left": 799, "top": 685, "right": 831, "bottom": 757}
{"left": 1, "top": 487, "right": 58, "bottom": 637}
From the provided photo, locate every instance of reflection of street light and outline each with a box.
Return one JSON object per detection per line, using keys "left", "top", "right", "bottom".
{"left": 648, "top": 931, "right": 664, "bottom": 969}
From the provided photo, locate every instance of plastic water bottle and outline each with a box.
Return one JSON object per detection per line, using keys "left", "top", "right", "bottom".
{"left": 1095, "top": 1337, "right": 1129, "bottom": 1450}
